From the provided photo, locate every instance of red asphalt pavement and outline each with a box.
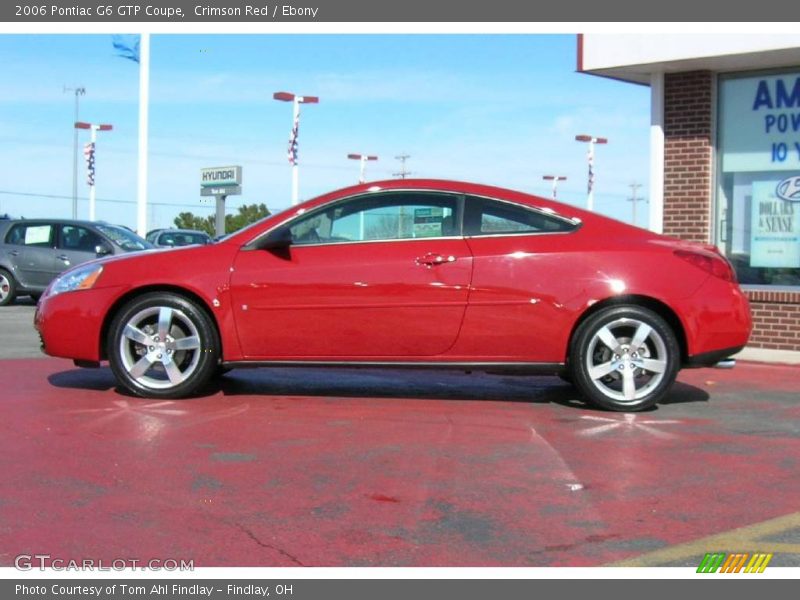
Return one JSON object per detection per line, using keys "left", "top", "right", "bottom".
{"left": 1, "top": 358, "right": 799, "bottom": 566}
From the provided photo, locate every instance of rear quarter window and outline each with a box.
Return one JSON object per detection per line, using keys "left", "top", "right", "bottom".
{"left": 464, "top": 196, "right": 578, "bottom": 236}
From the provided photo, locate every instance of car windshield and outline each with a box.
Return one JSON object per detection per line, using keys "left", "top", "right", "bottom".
{"left": 96, "top": 224, "right": 154, "bottom": 251}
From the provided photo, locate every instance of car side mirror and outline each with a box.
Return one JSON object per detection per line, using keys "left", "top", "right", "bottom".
{"left": 257, "top": 228, "right": 293, "bottom": 251}
{"left": 95, "top": 243, "right": 112, "bottom": 256}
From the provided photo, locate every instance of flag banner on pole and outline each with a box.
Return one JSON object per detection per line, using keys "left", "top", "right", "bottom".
{"left": 84, "top": 142, "right": 95, "bottom": 187}
{"left": 288, "top": 110, "right": 300, "bottom": 165}
{"left": 112, "top": 34, "right": 140, "bottom": 63}
{"left": 588, "top": 148, "right": 594, "bottom": 194}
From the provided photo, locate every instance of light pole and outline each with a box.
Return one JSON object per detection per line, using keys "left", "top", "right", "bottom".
{"left": 75, "top": 121, "right": 113, "bottom": 221}
{"left": 542, "top": 175, "right": 567, "bottom": 199}
{"left": 64, "top": 85, "right": 86, "bottom": 219}
{"left": 347, "top": 153, "right": 379, "bottom": 184}
{"left": 273, "top": 91, "right": 319, "bottom": 205}
{"left": 575, "top": 134, "right": 608, "bottom": 211}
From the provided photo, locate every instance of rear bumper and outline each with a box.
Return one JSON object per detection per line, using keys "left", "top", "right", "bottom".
{"left": 684, "top": 345, "right": 745, "bottom": 368}
{"left": 679, "top": 276, "right": 752, "bottom": 359}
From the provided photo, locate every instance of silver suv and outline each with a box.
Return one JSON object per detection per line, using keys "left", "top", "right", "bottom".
{"left": 0, "top": 219, "right": 153, "bottom": 306}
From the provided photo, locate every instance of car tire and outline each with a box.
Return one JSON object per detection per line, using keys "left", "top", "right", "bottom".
{"left": 0, "top": 269, "right": 17, "bottom": 307}
{"left": 108, "top": 292, "right": 220, "bottom": 399}
{"left": 569, "top": 305, "right": 680, "bottom": 412}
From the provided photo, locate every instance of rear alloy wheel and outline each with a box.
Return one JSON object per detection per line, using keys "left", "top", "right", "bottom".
{"left": 569, "top": 305, "right": 679, "bottom": 412}
{"left": 108, "top": 292, "right": 220, "bottom": 398}
{"left": 0, "top": 269, "right": 17, "bottom": 307}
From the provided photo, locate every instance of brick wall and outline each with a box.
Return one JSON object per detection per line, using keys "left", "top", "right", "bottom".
{"left": 745, "top": 290, "right": 800, "bottom": 352}
{"left": 662, "top": 70, "right": 800, "bottom": 354}
{"left": 663, "top": 71, "right": 714, "bottom": 242}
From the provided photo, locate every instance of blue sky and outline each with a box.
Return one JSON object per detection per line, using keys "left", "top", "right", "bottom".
{"left": 0, "top": 34, "right": 650, "bottom": 230}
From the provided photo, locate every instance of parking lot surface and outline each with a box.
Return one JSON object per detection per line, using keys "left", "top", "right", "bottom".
{"left": 1, "top": 351, "right": 799, "bottom": 567}
{"left": 0, "top": 298, "right": 39, "bottom": 359}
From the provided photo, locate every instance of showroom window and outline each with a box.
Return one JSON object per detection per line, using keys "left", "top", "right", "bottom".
{"left": 716, "top": 70, "right": 800, "bottom": 288}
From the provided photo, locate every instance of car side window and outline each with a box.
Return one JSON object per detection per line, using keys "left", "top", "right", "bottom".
{"left": 288, "top": 192, "right": 460, "bottom": 246}
{"left": 5, "top": 224, "right": 54, "bottom": 247}
{"left": 58, "top": 225, "right": 102, "bottom": 252}
{"left": 464, "top": 196, "right": 577, "bottom": 236}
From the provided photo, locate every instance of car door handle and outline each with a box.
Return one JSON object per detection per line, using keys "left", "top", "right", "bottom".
{"left": 416, "top": 253, "right": 457, "bottom": 267}
{"left": 9, "top": 250, "right": 19, "bottom": 257}
{"left": 57, "top": 254, "right": 70, "bottom": 262}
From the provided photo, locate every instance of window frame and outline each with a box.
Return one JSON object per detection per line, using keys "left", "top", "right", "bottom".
{"left": 245, "top": 189, "right": 581, "bottom": 251}
{"left": 4, "top": 222, "right": 55, "bottom": 248}
{"left": 715, "top": 68, "right": 800, "bottom": 292}
{"left": 462, "top": 195, "right": 581, "bottom": 239}
{"left": 249, "top": 190, "right": 466, "bottom": 249}
{"left": 56, "top": 224, "right": 103, "bottom": 252}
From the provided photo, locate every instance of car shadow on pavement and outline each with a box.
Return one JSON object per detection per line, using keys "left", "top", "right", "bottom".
{"left": 47, "top": 366, "right": 711, "bottom": 411}
{"left": 658, "top": 380, "right": 712, "bottom": 406}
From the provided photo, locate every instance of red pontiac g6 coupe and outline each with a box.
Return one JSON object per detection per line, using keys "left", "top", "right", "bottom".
{"left": 35, "top": 180, "right": 751, "bottom": 411}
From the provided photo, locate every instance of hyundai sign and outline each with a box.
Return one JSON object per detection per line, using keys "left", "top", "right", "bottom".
{"left": 200, "top": 166, "right": 242, "bottom": 190}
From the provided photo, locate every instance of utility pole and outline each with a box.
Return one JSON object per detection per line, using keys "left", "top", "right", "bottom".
{"left": 575, "top": 134, "right": 608, "bottom": 211}
{"left": 393, "top": 154, "right": 411, "bottom": 179}
{"left": 542, "top": 175, "right": 567, "bottom": 199}
{"left": 627, "top": 182, "right": 644, "bottom": 227}
{"left": 64, "top": 85, "right": 86, "bottom": 219}
{"left": 274, "top": 91, "right": 319, "bottom": 205}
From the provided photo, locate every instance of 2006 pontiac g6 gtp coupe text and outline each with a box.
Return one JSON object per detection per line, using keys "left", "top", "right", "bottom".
{"left": 35, "top": 180, "right": 752, "bottom": 411}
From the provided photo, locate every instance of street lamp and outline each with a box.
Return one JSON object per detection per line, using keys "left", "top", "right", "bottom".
{"left": 75, "top": 122, "right": 113, "bottom": 221}
{"left": 273, "top": 91, "right": 319, "bottom": 205}
{"left": 542, "top": 175, "right": 567, "bottom": 199}
{"left": 347, "top": 153, "right": 379, "bottom": 184}
{"left": 64, "top": 85, "right": 85, "bottom": 219}
{"left": 575, "top": 134, "right": 608, "bottom": 211}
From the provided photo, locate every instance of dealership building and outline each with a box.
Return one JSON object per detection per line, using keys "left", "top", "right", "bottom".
{"left": 580, "top": 35, "right": 800, "bottom": 363}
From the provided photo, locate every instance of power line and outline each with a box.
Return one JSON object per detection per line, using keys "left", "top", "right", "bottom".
{"left": 0, "top": 189, "right": 248, "bottom": 212}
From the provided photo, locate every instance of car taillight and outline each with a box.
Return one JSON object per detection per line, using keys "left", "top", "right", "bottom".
{"left": 675, "top": 249, "right": 736, "bottom": 282}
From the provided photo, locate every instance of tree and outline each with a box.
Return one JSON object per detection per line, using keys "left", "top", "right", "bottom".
{"left": 173, "top": 212, "right": 214, "bottom": 235}
{"left": 173, "top": 203, "right": 271, "bottom": 236}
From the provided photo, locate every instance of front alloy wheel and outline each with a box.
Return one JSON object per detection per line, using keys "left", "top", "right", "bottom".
{"left": 108, "top": 292, "right": 220, "bottom": 398}
{"left": 570, "top": 305, "right": 679, "bottom": 411}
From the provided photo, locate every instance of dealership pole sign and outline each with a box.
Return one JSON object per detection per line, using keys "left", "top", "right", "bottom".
{"left": 200, "top": 166, "right": 242, "bottom": 237}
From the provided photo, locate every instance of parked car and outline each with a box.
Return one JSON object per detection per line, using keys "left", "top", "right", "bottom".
{"left": 0, "top": 219, "right": 153, "bottom": 306}
{"left": 35, "top": 180, "right": 751, "bottom": 411}
{"left": 146, "top": 228, "right": 212, "bottom": 248}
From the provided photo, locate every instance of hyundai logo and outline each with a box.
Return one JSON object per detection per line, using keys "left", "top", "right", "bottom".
{"left": 776, "top": 176, "right": 800, "bottom": 203}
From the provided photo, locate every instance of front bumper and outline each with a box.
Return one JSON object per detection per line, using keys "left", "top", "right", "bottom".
{"left": 35, "top": 286, "right": 123, "bottom": 362}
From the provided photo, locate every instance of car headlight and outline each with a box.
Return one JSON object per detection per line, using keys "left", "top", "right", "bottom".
{"left": 49, "top": 264, "right": 104, "bottom": 297}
